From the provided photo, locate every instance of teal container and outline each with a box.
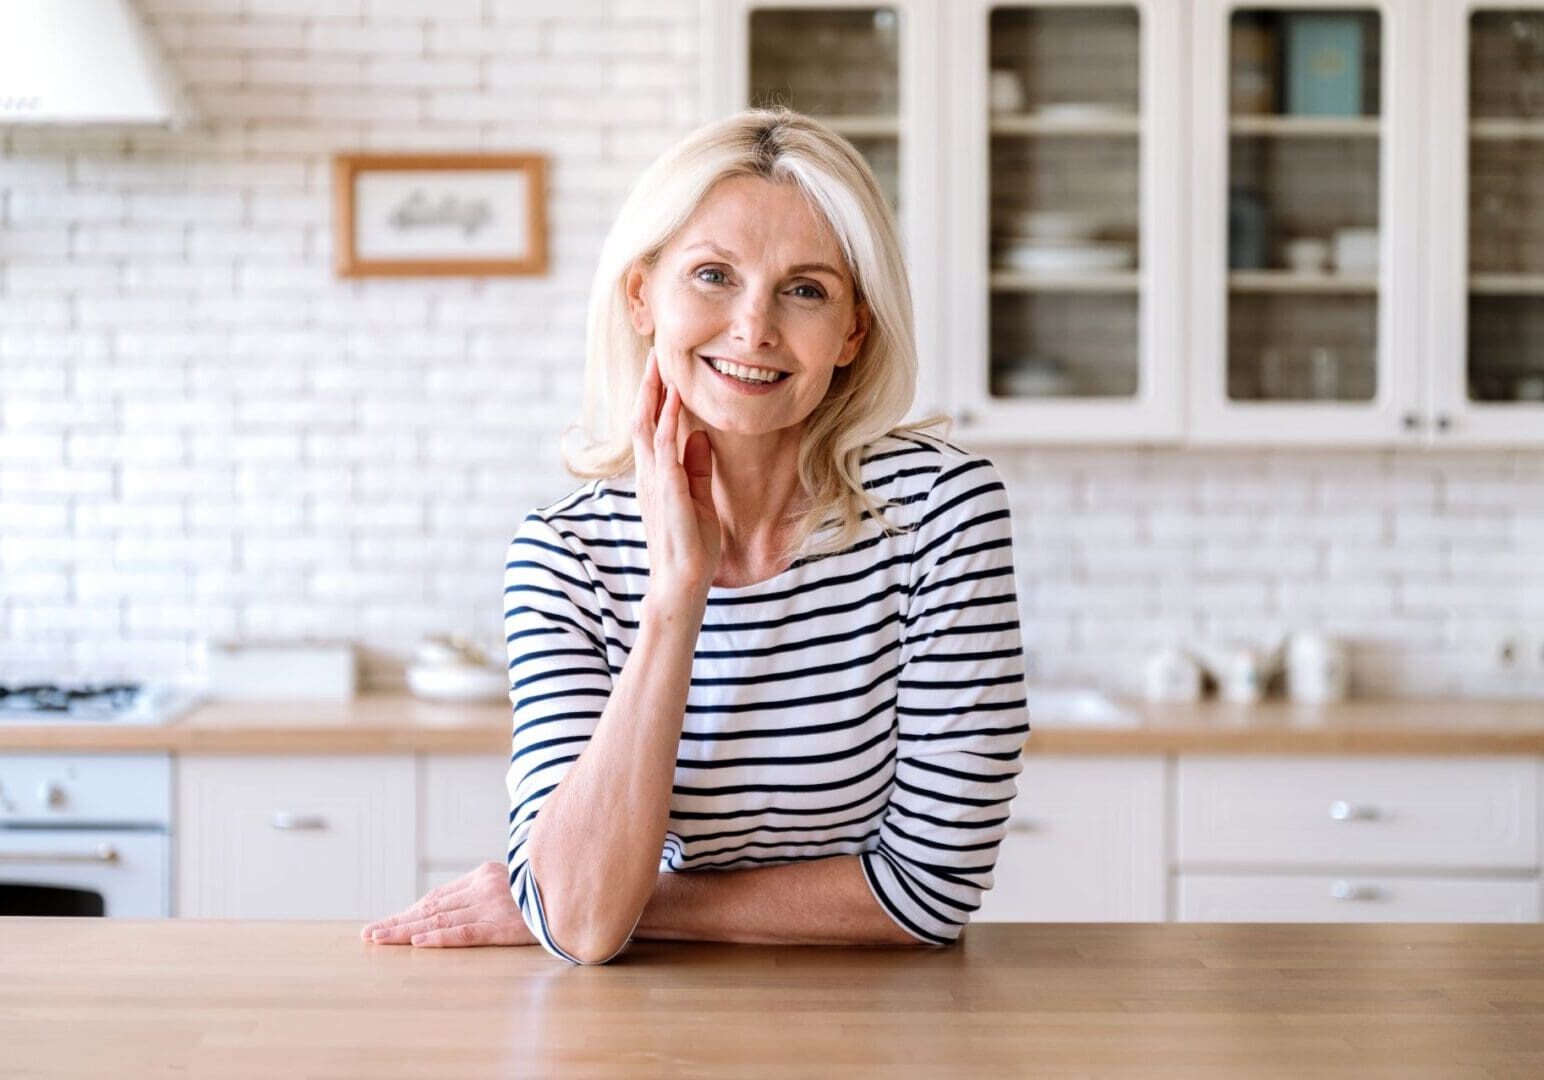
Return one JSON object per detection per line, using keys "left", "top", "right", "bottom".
{"left": 1284, "top": 13, "right": 1365, "bottom": 117}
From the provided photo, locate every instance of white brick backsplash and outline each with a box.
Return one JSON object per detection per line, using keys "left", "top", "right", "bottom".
{"left": 68, "top": 433, "right": 184, "bottom": 466}
{"left": 3, "top": 1, "right": 1539, "bottom": 693}
{"left": 249, "top": 55, "right": 368, "bottom": 89}
{"left": 75, "top": 503, "right": 185, "bottom": 535}
{"left": 366, "top": 56, "right": 480, "bottom": 89}
{"left": 310, "top": 20, "right": 427, "bottom": 55}
{"left": 367, "top": 0, "right": 479, "bottom": 18}
{"left": 428, "top": 23, "right": 541, "bottom": 56}
{"left": 0, "top": 433, "right": 66, "bottom": 467}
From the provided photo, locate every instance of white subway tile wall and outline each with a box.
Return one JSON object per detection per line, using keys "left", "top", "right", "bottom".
{"left": 0, "top": 1, "right": 1540, "bottom": 697}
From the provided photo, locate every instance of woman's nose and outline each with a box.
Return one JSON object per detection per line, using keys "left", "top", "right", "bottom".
{"left": 728, "top": 290, "right": 778, "bottom": 348}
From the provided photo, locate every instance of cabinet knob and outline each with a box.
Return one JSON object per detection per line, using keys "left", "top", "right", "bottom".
{"left": 956, "top": 409, "right": 975, "bottom": 426}
{"left": 1401, "top": 411, "right": 1421, "bottom": 431}
{"left": 1328, "top": 800, "right": 1379, "bottom": 823}
{"left": 269, "top": 811, "right": 328, "bottom": 831}
{"left": 1005, "top": 819, "right": 1039, "bottom": 835}
{"left": 1330, "top": 880, "right": 1378, "bottom": 902}
{"left": 1435, "top": 413, "right": 1452, "bottom": 433}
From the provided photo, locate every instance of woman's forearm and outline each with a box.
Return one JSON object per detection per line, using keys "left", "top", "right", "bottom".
{"left": 525, "top": 596, "right": 703, "bottom": 963}
{"left": 633, "top": 854, "right": 928, "bottom": 947}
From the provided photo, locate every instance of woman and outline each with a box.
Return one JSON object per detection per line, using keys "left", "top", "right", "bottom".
{"left": 362, "top": 107, "right": 1030, "bottom": 965}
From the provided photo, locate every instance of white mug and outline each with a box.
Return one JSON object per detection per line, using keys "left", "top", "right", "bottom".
{"left": 1144, "top": 646, "right": 1203, "bottom": 703}
{"left": 1286, "top": 632, "right": 1348, "bottom": 704}
{"left": 989, "top": 70, "right": 1024, "bottom": 114}
{"left": 1216, "top": 646, "right": 1268, "bottom": 704}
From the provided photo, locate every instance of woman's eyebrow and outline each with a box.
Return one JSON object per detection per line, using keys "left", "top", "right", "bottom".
{"left": 681, "top": 240, "right": 843, "bottom": 279}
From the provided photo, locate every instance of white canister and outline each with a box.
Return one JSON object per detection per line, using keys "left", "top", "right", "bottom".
{"left": 989, "top": 69, "right": 1024, "bottom": 114}
{"left": 1144, "top": 646, "right": 1203, "bottom": 704}
{"left": 1285, "top": 632, "right": 1349, "bottom": 704}
{"left": 1216, "top": 646, "right": 1269, "bottom": 705}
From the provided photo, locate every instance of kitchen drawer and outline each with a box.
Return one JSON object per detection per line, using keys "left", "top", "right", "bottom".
{"left": 1176, "top": 756, "right": 1538, "bottom": 871}
{"left": 420, "top": 753, "right": 509, "bottom": 865}
{"left": 973, "top": 756, "right": 1166, "bottom": 922}
{"left": 1176, "top": 872, "right": 1541, "bottom": 923}
{"left": 176, "top": 755, "right": 416, "bottom": 919}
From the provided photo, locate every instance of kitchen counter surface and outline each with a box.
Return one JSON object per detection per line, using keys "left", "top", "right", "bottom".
{"left": 2, "top": 693, "right": 1541, "bottom": 755}
{"left": 4, "top": 919, "right": 1541, "bottom": 1078}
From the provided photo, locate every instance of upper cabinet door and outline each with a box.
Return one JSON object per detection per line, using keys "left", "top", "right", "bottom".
{"left": 701, "top": 0, "right": 948, "bottom": 420}
{"left": 1425, "top": 2, "right": 1544, "bottom": 447}
{"left": 1189, "top": 0, "right": 1424, "bottom": 444}
{"left": 948, "top": 0, "right": 1185, "bottom": 443}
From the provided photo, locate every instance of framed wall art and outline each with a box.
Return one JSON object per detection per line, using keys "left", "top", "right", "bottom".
{"left": 331, "top": 153, "right": 548, "bottom": 278}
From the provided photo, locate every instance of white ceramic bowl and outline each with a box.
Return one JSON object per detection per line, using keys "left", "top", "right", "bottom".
{"left": 997, "top": 242, "right": 1134, "bottom": 273}
{"left": 996, "top": 210, "right": 1102, "bottom": 243}
{"left": 406, "top": 663, "right": 507, "bottom": 703}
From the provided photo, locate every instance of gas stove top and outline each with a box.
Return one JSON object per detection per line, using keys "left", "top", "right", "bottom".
{"left": 0, "top": 683, "right": 204, "bottom": 725}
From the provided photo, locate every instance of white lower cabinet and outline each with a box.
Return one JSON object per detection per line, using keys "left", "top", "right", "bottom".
{"left": 176, "top": 755, "right": 417, "bottom": 919}
{"left": 1176, "top": 873, "right": 1541, "bottom": 923}
{"left": 974, "top": 756, "right": 1166, "bottom": 922}
{"left": 1173, "top": 756, "right": 1542, "bottom": 923}
{"left": 417, "top": 753, "right": 510, "bottom": 897}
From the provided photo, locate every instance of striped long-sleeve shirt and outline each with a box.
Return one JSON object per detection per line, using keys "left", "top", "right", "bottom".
{"left": 503, "top": 430, "right": 1031, "bottom": 965}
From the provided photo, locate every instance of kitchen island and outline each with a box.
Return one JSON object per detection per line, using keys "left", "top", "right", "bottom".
{"left": 3, "top": 919, "right": 1540, "bottom": 1077}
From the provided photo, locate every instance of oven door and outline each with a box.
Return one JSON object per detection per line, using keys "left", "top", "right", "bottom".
{"left": 0, "top": 829, "right": 169, "bottom": 916}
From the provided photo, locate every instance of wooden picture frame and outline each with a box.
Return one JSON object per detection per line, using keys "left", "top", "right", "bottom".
{"left": 331, "top": 153, "right": 548, "bottom": 278}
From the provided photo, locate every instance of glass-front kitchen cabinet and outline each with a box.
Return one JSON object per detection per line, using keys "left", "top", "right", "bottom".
{"left": 1426, "top": 2, "right": 1544, "bottom": 446}
{"left": 701, "top": 0, "right": 1544, "bottom": 447}
{"left": 1189, "top": 0, "right": 1425, "bottom": 445}
{"left": 948, "top": 0, "right": 1186, "bottom": 442}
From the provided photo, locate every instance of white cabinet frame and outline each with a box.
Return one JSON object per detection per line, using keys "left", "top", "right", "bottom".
{"left": 948, "top": 0, "right": 1187, "bottom": 444}
{"left": 1424, "top": 0, "right": 1544, "bottom": 447}
{"left": 1188, "top": 0, "right": 1426, "bottom": 445}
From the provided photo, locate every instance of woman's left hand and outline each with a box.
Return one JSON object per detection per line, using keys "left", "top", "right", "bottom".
{"left": 359, "top": 861, "right": 537, "bottom": 947}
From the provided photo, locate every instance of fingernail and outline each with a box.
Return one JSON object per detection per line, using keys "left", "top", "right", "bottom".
{"left": 411, "top": 934, "right": 426, "bottom": 945}
{"left": 371, "top": 929, "right": 387, "bottom": 940}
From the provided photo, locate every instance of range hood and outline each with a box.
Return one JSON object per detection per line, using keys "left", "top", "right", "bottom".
{"left": 0, "top": 0, "right": 195, "bottom": 128}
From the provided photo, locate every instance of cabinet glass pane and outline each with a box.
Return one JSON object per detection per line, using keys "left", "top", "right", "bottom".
{"left": 987, "top": 5, "right": 1141, "bottom": 400}
{"left": 1466, "top": 10, "right": 1544, "bottom": 404}
{"left": 1225, "top": 9, "right": 1381, "bottom": 403}
{"left": 748, "top": 8, "right": 901, "bottom": 210}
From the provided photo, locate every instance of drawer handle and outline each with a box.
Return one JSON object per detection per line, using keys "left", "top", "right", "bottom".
{"left": 1328, "top": 800, "right": 1379, "bottom": 823}
{"left": 269, "top": 811, "right": 328, "bottom": 831}
{"left": 1006, "top": 819, "right": 1039, "bottom": 835}
{"left": 0, "top": 843, "right": 119, "bottom": 864}
{"left": 1330, "top": 880, "right": 1379, "bottom": 902}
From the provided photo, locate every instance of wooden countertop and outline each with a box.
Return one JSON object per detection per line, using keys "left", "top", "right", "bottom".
{"left": 0, "top": 693, "right": 1540, "bottom": 755}
{"left": 4, "top": 919, "right": 1541, "bottom": 1078}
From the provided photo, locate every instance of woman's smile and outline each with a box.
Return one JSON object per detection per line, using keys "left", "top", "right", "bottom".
{"left": 699, "top": 353, "right": 792, "bottom": 395}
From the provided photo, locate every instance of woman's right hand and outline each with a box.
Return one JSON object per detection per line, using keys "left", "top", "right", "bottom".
{"left": 359, "top": 861, "right": 535, "bottom": 948}
{"left": 632, "top": 346, "right": 721, "bottom": 607}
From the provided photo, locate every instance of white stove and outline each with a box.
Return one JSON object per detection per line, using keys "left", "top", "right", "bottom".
{"left": 0, "top": 682, "right": 204, "bottom": 725}
{"left": 0, "top": 681, "right": 190, "bottom": 916}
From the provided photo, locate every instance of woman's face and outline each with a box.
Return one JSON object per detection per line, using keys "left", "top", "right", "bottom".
{"left": 625, "top": 175, "right": 870, "bottom": 440}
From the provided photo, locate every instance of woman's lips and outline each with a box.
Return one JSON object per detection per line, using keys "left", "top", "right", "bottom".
{"left": 699, "top": 355, "right": 789, "bottom": 396}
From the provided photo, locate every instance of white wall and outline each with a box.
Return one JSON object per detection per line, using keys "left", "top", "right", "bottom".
{"left": 0, "top": 0, "right": 1540, "bottom": 698}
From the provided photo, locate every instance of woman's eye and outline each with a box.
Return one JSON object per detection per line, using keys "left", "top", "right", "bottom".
{"left": 693, "top": 267, "right": 824, "bottom": 300}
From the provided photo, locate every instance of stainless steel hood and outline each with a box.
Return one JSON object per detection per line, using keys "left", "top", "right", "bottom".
{"left": 0, "top": 0, "right": 196, "bottom": 128}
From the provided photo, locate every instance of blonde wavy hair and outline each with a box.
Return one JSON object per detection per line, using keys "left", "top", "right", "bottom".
{"left": 561, "top": 106, "right": 950, "bottom": 564}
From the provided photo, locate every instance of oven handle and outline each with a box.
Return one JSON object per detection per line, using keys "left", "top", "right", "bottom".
{"left": 0, "top": 843, "right": 119, "bottom": 864}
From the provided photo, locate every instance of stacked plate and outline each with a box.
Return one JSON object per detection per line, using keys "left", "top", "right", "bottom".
{"left": 992, "top": 210, "right": 1134, "bottom": 273}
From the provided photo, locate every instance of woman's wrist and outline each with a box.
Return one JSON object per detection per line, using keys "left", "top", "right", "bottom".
{"left": 640, "top": 588, "right": 709, "bottom": 633}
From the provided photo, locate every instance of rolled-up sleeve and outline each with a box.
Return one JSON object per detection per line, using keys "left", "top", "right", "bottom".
{"left": 503, "top": 511, "right": 616, "bottom": 965}
{"left": 859, "top": 456, "right": 1031, "bottom": 945}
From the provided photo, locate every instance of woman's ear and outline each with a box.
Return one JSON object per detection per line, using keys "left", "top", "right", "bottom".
{"left": 834, "top": 296, "right": 871, "bottom": 369}
{"left": 624, "top": 260, "right": 655, "bottom": 337}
